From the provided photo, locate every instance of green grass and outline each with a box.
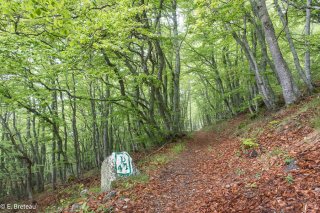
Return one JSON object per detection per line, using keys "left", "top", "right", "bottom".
{"left": 111, "top": 142, "right": 187, "bottom": 192}
{"left": 285, "top": 174, "right": 294, "bottom": 184}
{"left": 237, "top": 120, "right": 249, "bottom": 130}
{"left": 311, "top": 116, "right": 320, "bottom": 130}
{"left": 203, "top": 120, "right": 229, "bottom": 133}
{"left": 234, "top": 114, "right": 267, "bottom": 138}
{"left": 150, "top": 154, "right": 170, "bottom": 165}
{"left": 268, "top": 120, "right": 281, "bottom": 127}
{"left": 299, "top": 96, "right": 320, "bottom": 113}
{"left": 89, "top": 186, "right": 101, "bottom": 194}
{"left": 144, "top": 142, "right": 186, "bottom": 168}
{"left": 44, "top": 183, "right": 85, "bottom": 212}
{"left": 135, "top": 141, "right": 187, "bottom": 182}
{"left": 111, "top": 173, "right": 149, "bottom": 190}
{"left": 241, "top": 138, "right": 259, "bottom": 149}
{"left": 269, "top": 147, "right": 296, "bottom": 167}
{"left": 49, "top": 140, "right": 188, "bottom": 211}
{"left": 170, "top": 142, "right": 186, "bottom": 154}
{"left": 284, "top": 157, "right": 295, "bottom": 165}
{"left": 270, "top": 147, "right": 287, "bottom": 157}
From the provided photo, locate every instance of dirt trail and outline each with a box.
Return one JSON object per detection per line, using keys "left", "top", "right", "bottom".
{"left": 61, "top": 98, "right": 320, "bottom": 212}
{"left": 129, "top": 106, "right": 320, "bottom": 212}
{"left": 132, "top": 125, "right": 242, "bottom": 212}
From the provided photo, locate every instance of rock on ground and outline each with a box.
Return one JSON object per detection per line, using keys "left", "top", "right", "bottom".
{"left": 101, "top": 155, "right": 117, "bottom": 192}
{"left": 101, "top": 152, "right": 139, "bottom": 192}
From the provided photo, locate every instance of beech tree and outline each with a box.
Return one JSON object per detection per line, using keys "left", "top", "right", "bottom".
{"left": 0, "top": 0, "right": 319, "bottom": 201}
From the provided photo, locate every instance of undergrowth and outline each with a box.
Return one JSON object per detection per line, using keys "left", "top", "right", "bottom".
{"left": 241, "top": 138, "right": 258, "bottom": 149}
{"left": 44, "top": 141, "right": 187, "bottom": 212}
{"left": 111, "top": 174, "right": 149, "bottom": 190}
{"left": 311, "top": 116, "right": 320, "bottom": 130}
{"left": 44, "top": 183, "right": 87, "bottom": 212}
{"left": 170, "top": 142, "right": 186, "bottom": 154}
{"left": 139, "top": 141, "right": 186, "bottom": 165}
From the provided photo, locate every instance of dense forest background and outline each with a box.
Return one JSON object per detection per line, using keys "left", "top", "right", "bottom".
{"left": 0, "top": 0, "right": 319, "bottom": 201}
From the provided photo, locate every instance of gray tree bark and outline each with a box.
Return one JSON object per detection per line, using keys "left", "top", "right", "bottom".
{"left": 51, "top": 86, "right": 57, "bottom": 190}
{"left": 172, "top": 0, "right": 181, "bottom": 132}
{"left": 70, "top": 73, "right": 80, "bottom": 178}
{"left": 229, "top": 23, "right": 276, "bottom": 110}
{"left": 255, "top": 0, "right": 300, "bottom": 105}
{"left": 274, "top": 0, "right": 313, "bottom": 92}
{"left": 305, "top": 0, "right": 312, "bottom": 84}
{"left": 89, "top": 82, "right": 101, "bottom": 166}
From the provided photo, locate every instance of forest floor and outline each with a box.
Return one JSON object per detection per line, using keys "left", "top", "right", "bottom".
{"left": 40, "top": 95, "right": 320, "bottom": 212}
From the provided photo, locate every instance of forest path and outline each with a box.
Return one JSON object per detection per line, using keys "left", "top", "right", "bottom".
{"left": 131, "top": 119, "right": 243, "bottom": 213}
{"left": 59, "top": 98, "right": 320, "bottom": 212}
{"left": 128, "top": 101, "right": 320, "bottom": 212}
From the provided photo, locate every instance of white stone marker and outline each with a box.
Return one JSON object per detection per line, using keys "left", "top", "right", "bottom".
{"left": 101, "top": 152, "right": 136, "bottom": 192}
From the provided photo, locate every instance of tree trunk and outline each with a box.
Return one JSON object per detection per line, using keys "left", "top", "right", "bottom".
{"left": 70, "top": 73, "right": 80, "bottom": 178}
{"left": 305, "top": 0, "right": 312, "bottom": 84}
{"left": 255, "top": 0, "right": 300, "bottom": 105}
{"left": 172, "top": 0, "right": 181, "bottom": 133}
{"left": 274, "top": 0, "right": 313, "bottom": 92}
{"left": 230, "top": 26, "right": 276, "bottom": 110}
{"left": 32, "top": 115, "right": 44, "bottom": 192}
{"left": 51, "top": 87, "right": 57, "bottom": 190}
{"left": 57, "top": 81, "right": 68, "bottom": 181}
{"left": 103, "top": 77, "right": 111, "bottom": 158}
{"left": 89, "top": 82, "right": 101, "bottom": 165}
{"left": 249, "top": 3, "right": 281, "bottom": 83}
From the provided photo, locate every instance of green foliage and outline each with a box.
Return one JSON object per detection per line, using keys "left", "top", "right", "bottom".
{"left": 241, "top": 138, "right": 259, "bottom": 150}
{"left": 137, "top": 153, "right": 170, "bottom": 173}
{"left": 269, "top": 147, "right": 295, "bottom": 166}
{"left": 89, "top": 187, "right": 101, "bottom": 194}
{"left": 249, "top": 113, "right": 259, "bottom": 120}
{"left": 311, "top": 116, "right": 320, "bottom": 130}
{"left": 299, "top": 97, "right": 320, "bottom": 113}
{"left": 204, "top": 121, "right": 229, "bottom": 133}
{"left": 80, "top": 202, "right": 94, "bottom": 213}
{"left": 270, "top": 147, "right": 287, "bottom": 157}
{"left": 150, "top": 154, "right": 170, "bottom": 166}
{"left": 237, "top": 121, "right": 248, "bottom": 130}
{"left": 137, "top": 141, "right": 187, "bottom": 175}
{"left": 285, "top": 174, "right": 294, "bottom": 184}
{"left": 0, "top": 0, "right": 319, "bottom": 202}
{"left": 270, "top": 147, "right": 294, "bottom": 163}
{"left": 44, "top": 183, "right": 87, "bottom": 212}
{"left": 170, "top": 142, "right": 186, "bottom": 154}
{"left": 112, "top": 174, "right": 149, "bottom": 190}
{"left": 284, "top": 157, "right": 295, "bottom": 165}
{"left": 269, "top": 120, "right": 281, "bottom": 127}
{"left": 67, "top": 175, "right": 77, "bottom": 183}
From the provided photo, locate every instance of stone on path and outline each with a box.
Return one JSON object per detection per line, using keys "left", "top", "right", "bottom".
{"left": 285, "top": 160, "right": 299, "bottom": 172}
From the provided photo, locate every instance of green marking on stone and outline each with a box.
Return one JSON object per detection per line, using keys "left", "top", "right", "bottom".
{"left": 113, "top": 152, "right": 133, "bottom": 177}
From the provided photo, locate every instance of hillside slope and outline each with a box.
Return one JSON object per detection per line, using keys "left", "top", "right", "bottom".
{"left": 59, "top": 95, "right": 320, "bottom": 212}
